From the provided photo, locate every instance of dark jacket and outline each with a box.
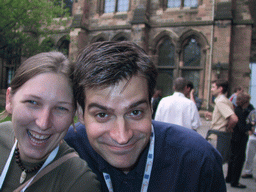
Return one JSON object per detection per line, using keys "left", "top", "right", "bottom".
{"left": 65, "top": 121, "right": 226, "bottom": 192}
{"left": 232, "top": 104, "right": 254, "bottom": 142}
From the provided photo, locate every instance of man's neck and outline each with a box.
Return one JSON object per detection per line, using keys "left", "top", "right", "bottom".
{"left": 217, "top": 93, "right": 225, "bottom": 98}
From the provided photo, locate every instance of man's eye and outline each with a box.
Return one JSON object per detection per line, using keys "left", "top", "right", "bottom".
{"left": 131, "top": 110, "right": 142, "bottom": 116}
{"left": 97, "top": 113, "right": 108, "bottom": 118}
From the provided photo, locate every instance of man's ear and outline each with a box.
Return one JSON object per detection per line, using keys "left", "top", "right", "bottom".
{"left": 219, "top": 86, "right": 223, "bottom": 93}
{"left": 5, "top": 87, "right": 13, "bottom": 114}
{"left": 77, "top": 104, "right": 85, "bottom": 124}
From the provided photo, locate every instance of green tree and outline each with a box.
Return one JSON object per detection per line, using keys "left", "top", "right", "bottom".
{"left": 0, "top": 0, "right": 71, "bottom": 59}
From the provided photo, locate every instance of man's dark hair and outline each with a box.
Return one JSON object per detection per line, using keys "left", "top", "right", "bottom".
{"left": 187, "top": 81, "right": 194, "bottom": 90}
{"left": 173, "top": 77, "right": 188, "bottom": 92}
{"left": 212, "top": 79, "right": 229, "bottom": 94}
{"left": 73, "top": 41, "right": 158, "bottom": 111}
{"left": 234, "top": 86, "right": 242, "bottom": 93}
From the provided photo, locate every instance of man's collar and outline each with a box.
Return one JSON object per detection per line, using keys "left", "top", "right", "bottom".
{"left": 173, "top": 92, "right": 185, "bottom": 97}
{"left": 214, "top": 94, "right": 225, "bottom": 102}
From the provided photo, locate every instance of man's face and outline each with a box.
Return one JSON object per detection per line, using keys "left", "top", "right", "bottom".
{"left": 211, "top": 83, "right": 222, "bottom": 97}
{"left": 80, "top": 75, "right": 152, "bottom": 172}
{"left": 184, "top": 86, "right": 191, "bottom": 97}
{"left": 237, "top": 89, "right": 244, "bottom": 94}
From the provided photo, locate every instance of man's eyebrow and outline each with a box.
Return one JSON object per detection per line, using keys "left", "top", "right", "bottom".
{"left": 129, "top": 99, "right": 148, "bottom": 109}
{"left": 87, "top": 99, "right": 148, "bottom": 111}
{"left": 87, "top": 103, "right": 108, "bottom": 111}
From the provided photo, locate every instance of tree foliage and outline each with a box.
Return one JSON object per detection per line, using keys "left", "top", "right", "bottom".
{"left": 0, "top": 0, "right": 71, "bottom": 59}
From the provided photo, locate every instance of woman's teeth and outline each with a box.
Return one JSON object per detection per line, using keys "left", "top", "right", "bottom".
{"left": 27, "top": 130, "right": 50, "bottom": 143}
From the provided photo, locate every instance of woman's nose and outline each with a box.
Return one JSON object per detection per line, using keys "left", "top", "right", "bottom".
{"left": 35, "top": 109, "right": 52, "bottom": 130}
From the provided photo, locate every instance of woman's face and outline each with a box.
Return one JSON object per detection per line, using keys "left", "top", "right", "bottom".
{"left": 6, "top": 72, "right": 75, "bottom": 163}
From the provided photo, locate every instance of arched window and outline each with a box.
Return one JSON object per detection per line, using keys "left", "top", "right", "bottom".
{"left": 183, "top": 38, "right": 201, "bottom": 66}
{"left": 58, "top": 39, "right": 70, "bottom": 56}
{"left": 180, "top": 37, "right": 202, "bottom": 96}
{"left": 154, "top": 34, "right": 206, "bottom": 98}
{"left": 156, "top": 38, "right": 176, "bottom": 96}
{"left": 158, "top": 39, "right": 175, "bottom": 66}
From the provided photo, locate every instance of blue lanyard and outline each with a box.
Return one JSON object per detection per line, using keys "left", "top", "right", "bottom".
{"left": 103, "top": 126, "right": 155, "bottom": 192}
{"left": 0, "top": 140, "right": 59, "bottom": 191}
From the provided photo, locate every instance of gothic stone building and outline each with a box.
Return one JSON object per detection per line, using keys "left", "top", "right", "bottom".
{"left": 70, "top": 0, "right": 255, "bottom": 110}
{"left": 1, "top": 0, "right": 255, "bottom": 110}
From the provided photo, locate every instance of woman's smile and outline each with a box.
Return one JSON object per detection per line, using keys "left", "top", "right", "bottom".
{"left": 27, "top": 130, "right": 51, "bottom": 145}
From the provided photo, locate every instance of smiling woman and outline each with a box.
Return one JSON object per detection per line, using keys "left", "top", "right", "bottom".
{"left": 0, "top": 52, "right": 100, "bottom": 192}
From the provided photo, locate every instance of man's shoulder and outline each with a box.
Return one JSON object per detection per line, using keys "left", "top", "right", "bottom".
{"left": 216, "top": 95, "right": 233, "bottom": 107}
{"left": 153, "top": 121, "right": 211, "bottom": 148}
{"left": 65, "top": 123, "right": 87, "bottom": 142}
{"left": 152, "top": 120, "right": 220, "bottom": 162}
{"left": 161, "top": 93, "right": 190, "bottom": 103}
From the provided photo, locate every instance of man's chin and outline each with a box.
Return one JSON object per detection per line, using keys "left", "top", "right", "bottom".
{"left": 106, "top": 157, "right": 138, "bottom": 173}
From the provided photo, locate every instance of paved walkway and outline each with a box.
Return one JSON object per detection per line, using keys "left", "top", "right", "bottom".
{"left": 197, "top": 117, "right": 256, "bottom": 192}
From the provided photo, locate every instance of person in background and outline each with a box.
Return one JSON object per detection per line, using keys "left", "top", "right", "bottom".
{"left": 155, "top": 77, "right": 201, "bottom": 130}
{"left": 229, "top": 86, "right": 244, "bottom": 108}
{"left": 151, "top": 89, "right": 162, "bottom": 119}
{"left": 0, "top": 52, "right": 100, "bottom": 192}
{"left": 65, "top": 41, "right": 226, "bottom": 192}
{"left": 205, "top": 80, "right": 238, "bottom": 147}
{"left": 226, "top": 92, "right": 254, "bottom": 189}
{"left": 186, "top": 81, "right": 202, "bottom": 111}
{"left": 241, "top": 109, "right": 256, "bottom": 179}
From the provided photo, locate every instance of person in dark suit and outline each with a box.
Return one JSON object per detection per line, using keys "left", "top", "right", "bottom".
{"left": 226, "top": 92, "right": 254, "bottom": 188}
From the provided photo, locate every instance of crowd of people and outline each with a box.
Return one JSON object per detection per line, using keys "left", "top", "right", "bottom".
{"left": 204, "top": 80, "right": 256, "bottom": 189}
{"left": 0, "top": 40, "right": 255, "bottom": 191}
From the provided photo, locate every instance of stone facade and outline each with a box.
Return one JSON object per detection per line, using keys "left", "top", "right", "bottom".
{"left": 0, "top": 0, "right": 255, "bottom": 110}
{"left": 68, "top": 0, "right": 253, "bottom": 110}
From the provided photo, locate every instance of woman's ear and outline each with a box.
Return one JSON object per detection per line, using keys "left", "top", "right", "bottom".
{"left": 5, "top": 87, "right": 13, "bottom": 114}
{"left": 77, "top": 104, "right": 85, "bottom": 124}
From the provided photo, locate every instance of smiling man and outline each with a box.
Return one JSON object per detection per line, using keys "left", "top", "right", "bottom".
{"left": 65, "top": 41, "right": 226, "bottom": 192}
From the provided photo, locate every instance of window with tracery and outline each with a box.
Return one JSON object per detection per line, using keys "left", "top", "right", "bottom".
{"left": 181, "top": 38, "right": 202, "bottom": 95}
{"left": 158, "top": 39, "right": 175, "bottom": 66}
{"left": 156, "top": 38, "right": 176, "bottom": 96}
{"left": 183, "top": 38, "right": 201, "bottom": 66}
{"left": 156, "top": 36, "right": 204, "bottom": 97}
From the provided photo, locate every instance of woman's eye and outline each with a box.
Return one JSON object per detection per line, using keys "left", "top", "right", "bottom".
{"left": 27, "top": 100, "right": 38, "bottom": 105}
{"left": 56, "top": 106, "right": 68, "bottom": 111}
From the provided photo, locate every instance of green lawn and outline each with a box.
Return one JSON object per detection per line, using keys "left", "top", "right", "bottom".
{"left": 0, "top": 107, "right": 11, "bottom": 123}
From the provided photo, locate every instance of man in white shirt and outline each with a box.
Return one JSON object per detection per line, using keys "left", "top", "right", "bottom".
{"left": 155, "top": 77, "right": 201, "bottom": 130}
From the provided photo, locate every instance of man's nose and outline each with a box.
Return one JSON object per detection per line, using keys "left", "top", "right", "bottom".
{"left": 110, "top": 118, "right": 133, "bottom": 145}
{"left": 36, "top": 108, "right": 52, "bottom": 130}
